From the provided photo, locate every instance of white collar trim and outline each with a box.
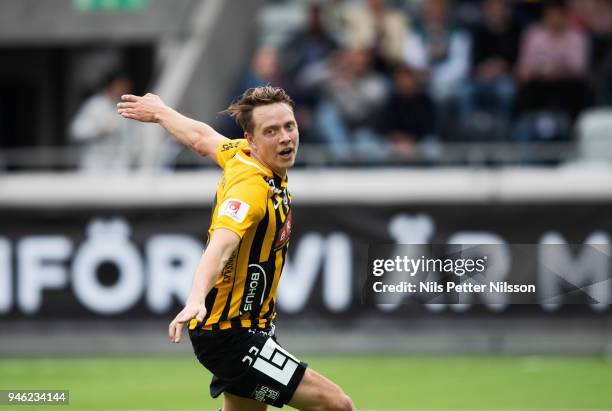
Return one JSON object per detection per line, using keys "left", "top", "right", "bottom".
{"left": 235, "top": 153, "right": 270, "bottom": 175}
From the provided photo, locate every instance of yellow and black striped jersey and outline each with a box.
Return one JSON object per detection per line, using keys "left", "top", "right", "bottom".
{"left": 201, "top": 139, "right": 292, "bottom": 330}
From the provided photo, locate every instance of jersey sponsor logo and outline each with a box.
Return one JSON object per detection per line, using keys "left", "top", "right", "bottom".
{"left": 242, "top": 264, "right": 267, "bottom": 313}
{"left": 273, "top": 210, "right": 292, "bottom": 251}
{"left": 218, "top": 198, "right": 250, "bottom": 223}
{"left": 220, "top": 141, "right": 240, "bottom": 152}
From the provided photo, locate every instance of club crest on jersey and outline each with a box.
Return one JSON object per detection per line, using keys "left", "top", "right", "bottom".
{"left": 218, "top": 198, "right": 250, "bottom": 223}
{"left": 273, "top": 210, "right": 292, "bottom": 250}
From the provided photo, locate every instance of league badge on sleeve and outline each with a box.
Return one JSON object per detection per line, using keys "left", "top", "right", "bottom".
{"left": 219, "top": 198, "right": 250, "bottom": 223}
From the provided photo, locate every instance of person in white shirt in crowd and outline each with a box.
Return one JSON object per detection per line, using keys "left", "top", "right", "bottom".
{"left": 301, "top": 46, "right": 390, "bottom": 160}
{"left": 70, "top": 71, "right": 133, "bottom": 171}
{"left": 340, "top": 0, "right": 412, "bottom": 71}
{"left": 405, "top": 0, "right": 471, "bottom": 105}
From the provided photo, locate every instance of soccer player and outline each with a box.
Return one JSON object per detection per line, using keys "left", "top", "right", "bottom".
{"left": 117, "top": 86, "right": 354, "bottom": 411}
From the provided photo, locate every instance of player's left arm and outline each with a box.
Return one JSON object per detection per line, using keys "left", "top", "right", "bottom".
{"left": 117, "top": 93, "right": 228, "bottom": 162}
{"left": 168, "top": 228, "right": 240, "bottom": 343}
{"left": 168, "top": 181, "right": 267, "bottom": 343}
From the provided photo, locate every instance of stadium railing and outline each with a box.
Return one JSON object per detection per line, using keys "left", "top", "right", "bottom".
{"left": 0, "top": 141, "right": 593, "bottom": 171}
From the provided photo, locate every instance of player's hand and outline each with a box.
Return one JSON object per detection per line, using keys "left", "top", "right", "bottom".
{"left": 117, "top": 93, "right": 165, "bottom": 123}
{"left": 168, "top": 302, "right": 207, "bottom": 344}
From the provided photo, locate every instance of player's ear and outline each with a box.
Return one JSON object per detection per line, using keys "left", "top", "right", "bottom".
{"left": 245, "top": 131, "right": 255, "bottom": 144}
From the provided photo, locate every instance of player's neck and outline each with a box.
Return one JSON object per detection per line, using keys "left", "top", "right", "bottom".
{"left": 249, "top": 152, "right": 286, "bottom": 178}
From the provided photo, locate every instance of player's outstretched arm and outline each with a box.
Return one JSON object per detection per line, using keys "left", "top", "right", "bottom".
{"left": 168, "top": 228, "right": 240, "bottom": 343}
{"left": 117, "top": 93, "right": 227, "bottom": 162}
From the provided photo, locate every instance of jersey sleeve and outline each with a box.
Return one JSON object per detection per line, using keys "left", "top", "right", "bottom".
{"left": 211, "top": 180, "right": 268, "bottom": 238}
{"left": 215, "top": 139, "right": 249, "bottom": 169}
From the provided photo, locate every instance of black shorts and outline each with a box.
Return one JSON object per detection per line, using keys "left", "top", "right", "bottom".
{"left": 189, "top": 325, "right": 308, "bottom": 408}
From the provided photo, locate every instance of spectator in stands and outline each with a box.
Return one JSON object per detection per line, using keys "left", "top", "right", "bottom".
{"left": 305, "top": 47, "right": 390, "bottom": 159}
{"left": 403, "top": 0, "right": 470, "bottom": 140}
{"left": 282, "top": 3, "right": 339, "bottom": 79}
{"left": 375, "top": 64, "right": 436, "bottom": 157}
{"left": 339, "top": 0, "right": 412, "bottom": 73}
{"left": 70, "top": 70, "right": 133, "bottom": 170}
{"left": 568, "top": 0, "right": 612, "bottom": 105}
{"left": 219, "top": 47, "right": 291, "bottom": 139}
{"left": 457, "top": 0, "right": 520, "bottom": 133}
{"left": 514, "top": 0, "right": 591, "bottom": 140}
{"left": 239, "top": 46, "right": 289, "bottom": 91}
{"left": 406, "top": 0, "right": 471, "bottom": 105}
{"left": 281, "top": 3, "right": 339, "bottom": 142}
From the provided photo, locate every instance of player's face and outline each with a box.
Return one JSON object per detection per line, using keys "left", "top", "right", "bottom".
{"left": 248, "top": 103, "right": 299, "bottom": 176}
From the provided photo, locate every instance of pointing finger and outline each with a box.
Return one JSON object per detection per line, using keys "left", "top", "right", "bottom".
{"left": 169, "top": 320, "right": 177, "bottom": 341}
{"left": 174, "top": 322, "right": 185, "bottom": 343}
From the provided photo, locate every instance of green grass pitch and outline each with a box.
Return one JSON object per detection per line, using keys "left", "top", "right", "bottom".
{"left": 1, "top": 356, "right": 611, "bottom": 410}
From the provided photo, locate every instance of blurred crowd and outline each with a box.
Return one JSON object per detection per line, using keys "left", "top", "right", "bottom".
{"left": 220, "top": 0, "right": 612, "bottom": 161}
